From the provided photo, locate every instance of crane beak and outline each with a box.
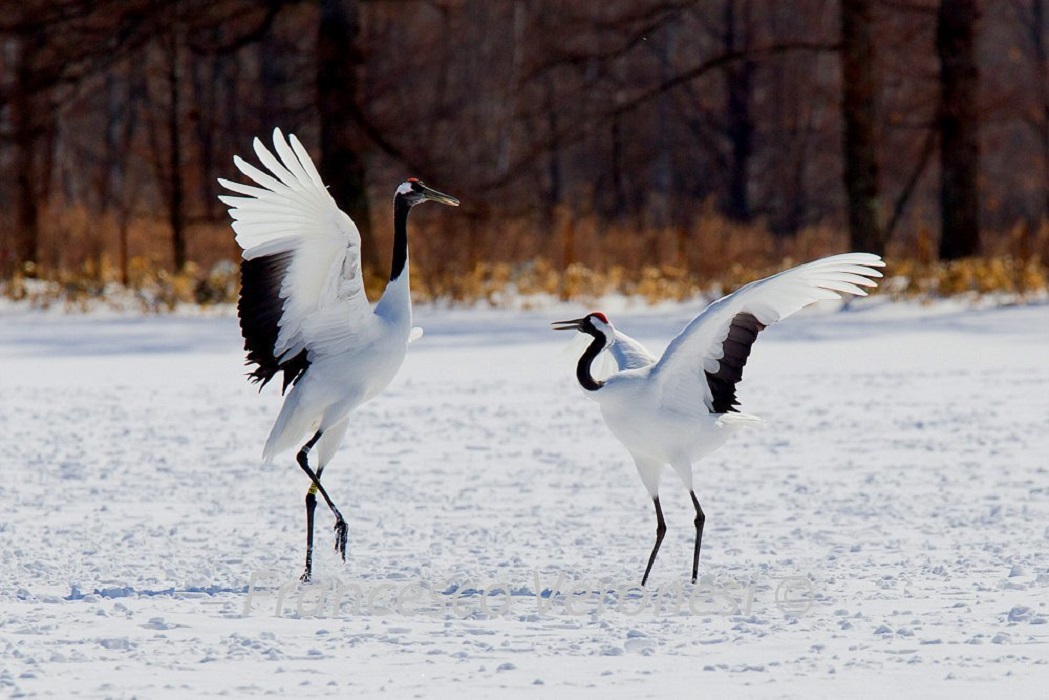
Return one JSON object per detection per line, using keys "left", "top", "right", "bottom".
{"left": 551, "top": 317, "right": 586, "bottom": 331}
{"left": 419, "top": 183, "right": 460, "bottom": 207}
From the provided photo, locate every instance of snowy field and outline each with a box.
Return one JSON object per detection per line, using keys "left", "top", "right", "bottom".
{"left": 1, "top": 296, "right": 1048, "bottom": 698}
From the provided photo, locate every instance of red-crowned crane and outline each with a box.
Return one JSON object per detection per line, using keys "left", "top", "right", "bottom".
{"left": 553, "top": 253, "right": 885, "bottom": 586}
{"left": 219, "top": 128, "right": 458, "bottom": 581}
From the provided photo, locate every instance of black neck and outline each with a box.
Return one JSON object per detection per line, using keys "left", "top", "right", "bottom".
{"left": 577, "top": 333, "right": 606, "bottom": 391}
{"left": 391, "top": 196, "right": 411, "bottom": 281}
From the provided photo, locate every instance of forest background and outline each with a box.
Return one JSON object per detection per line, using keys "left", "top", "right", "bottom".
{"left": 1, "top": 0, "right": 1046, "bottom": 306}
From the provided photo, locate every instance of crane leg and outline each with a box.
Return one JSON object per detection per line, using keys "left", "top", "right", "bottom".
{"left": 300, "top": 467, "right": 323, "bottom": 583}
{"left": 296, "top": 431, "right": 349, "bottom": 567}
{"left": 302, "top": 489, "right": 317, "bottom": 582}
{"left": 690, "top": 491, "right": 706, "bottom": 584}
{"left": 641, "top": 497, "right": 667, "bottom": 587}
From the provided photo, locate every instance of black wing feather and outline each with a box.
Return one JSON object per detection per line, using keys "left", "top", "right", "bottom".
{"left": 705, "top": 311, "right": 766, "bottom": 413}
{"left": 238, "top": 252, "right": 310, "bottom": 394}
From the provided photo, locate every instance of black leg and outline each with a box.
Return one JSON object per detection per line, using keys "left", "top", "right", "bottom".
{"left": 296, "top": 431, "right": 348, "bottom": 561}
{"left": 301, "top": 489, "right": 318, "bottom": 582}
{"left": 301, "top": 463, "right": 326, "bottom": 582}
{"left": 690, "top": 491, "right": 706, "bottom": 584}
{"left": 641, "top": 497, "right": 667, "bottom": 587}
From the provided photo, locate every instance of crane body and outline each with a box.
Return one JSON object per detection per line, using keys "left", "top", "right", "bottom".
{"left": 220, "top": 129, "right": 458, "bottom": 581}
{"left": 554, "top": 253, "right": 885, "bottom": 585}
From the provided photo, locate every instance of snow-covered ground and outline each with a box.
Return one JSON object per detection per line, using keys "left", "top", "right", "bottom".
{"left": 1, "top": 297, "right": 1047, "bottom": 698}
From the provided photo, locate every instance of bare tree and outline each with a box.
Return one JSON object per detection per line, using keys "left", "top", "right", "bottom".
{"left": 841, "top": 0, "right": 885, "bottom": 254}
{"left": 6, "top": 1, "right": 1049, "bottom": 287}
{"left": 317, "top": 0, "right": 378, "bottom": 275}
{"left": 1014, "top": 0, "right": 1049, "bottom": 219}
{"left": 8, "top": 22, "right": 50, "bottom": 275}
{"left": 723, "top": 0, "right": 755, "bottom": 223}
{"left": 0, "top": 0, "right": 169, "bottom": 275}
{"left": 103, "top": 62, "right": 145, "bottom": 285}
{"left": 163, "top": 17, "right": 189, "bottom": 271}
{"left": 936, "top": 0, "right": 981, "bottom": 259}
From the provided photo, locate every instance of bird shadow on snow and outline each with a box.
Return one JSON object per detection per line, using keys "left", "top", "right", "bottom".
{"left": 59, "top": 582, "right": 580, "bottom": 609}
{"left": 63, "top": 583, "right": 250, "bottom": 601}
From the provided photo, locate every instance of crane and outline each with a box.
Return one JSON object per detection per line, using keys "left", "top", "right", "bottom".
{"left": 553, "top": 253, "right": 884, "bottom": 586}
{"left": 219, "top": 128, "right": 458, "bottom": 581}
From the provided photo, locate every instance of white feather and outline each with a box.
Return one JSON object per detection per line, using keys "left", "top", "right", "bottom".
{"left": 653, "top": 252, "right": 884, "bottom": 416}
{"left": 608, "top": 330, "right": 658, "bottom": 370}
{"left": 220, "top": 128, "right": 373, "bottom": 368}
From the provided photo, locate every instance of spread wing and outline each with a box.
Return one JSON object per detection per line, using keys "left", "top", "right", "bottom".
{"left": 652, "top": 253, "right": 885, "bottom": 415}
{"left": 218, "top": 128, "right": 373, "bottom": 392}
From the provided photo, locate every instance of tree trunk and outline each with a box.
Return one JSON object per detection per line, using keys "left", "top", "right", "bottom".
{"left": 609, "top": 111, "right": 627, "bottom": 219}
{"left": 142, "top": 24, "right": 188, "bottom": 273}
{"left": 259, "top": 25, "right": 285, "bottom": 134}
{"left": 1029, "top": 0, "right": 1049, "bottom": 219}
{"left": 936, "top": 0, "right": 981, "bottom": 260}
{"left": 111, "top": 63, "right": 144, "bottom": 286}
{"left": 161, "top": 20, "right": 188, "bottom": 271}
{"left": 317, "top": 0, "right": 378, "bottom": 275}
{"left": 840, "top": 0, "right": 885, "bottom": 254}
{"left": 191, "top": 34, "right": 221, "bottom": 221}
{"left": 11, "top": 27, "right": 46, "bottom": 276}
{"left": 543, "top": 72, "right": 562, "bottom": 232}
{"left": 724, "top": 0, "right": 755, "bottom": 223}
{"left": 650, "top": 20, "right": 677, "bottom": 229}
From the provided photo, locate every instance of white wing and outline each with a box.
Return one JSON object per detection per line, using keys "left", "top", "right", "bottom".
{"left": 608, "top": 330, "right": 658, "bottom": 370}
{"left": 653, "top": 253, "right": 885, "bottom": 414}
{"left": 218, "top": 128, "right": 373, "bottom": 390}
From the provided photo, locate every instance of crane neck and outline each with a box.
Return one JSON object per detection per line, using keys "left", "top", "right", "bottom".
{"left": 390, "top": 196, "right": 411, "bottom": 282}
{"left": 577, "top": 333, "right": 606, "bottom": 391}
{"left": 375, "top": 195, "right": 413, "bottom": 328}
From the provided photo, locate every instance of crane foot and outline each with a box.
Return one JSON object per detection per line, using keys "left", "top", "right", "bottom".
{"left": 333, "top": 518, "right": 348, "bottom": 561}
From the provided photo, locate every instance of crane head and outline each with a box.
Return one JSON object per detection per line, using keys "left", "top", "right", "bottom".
{"left": 396, "top": 178, "right": 460, "bottom": 208}
{"left": 551, "top": 312, "right": 615, "bottom": 349}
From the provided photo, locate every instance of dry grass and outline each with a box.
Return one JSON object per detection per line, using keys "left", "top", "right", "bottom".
{"left": 3, "top": 204, "right": 1048, "bottom": 311}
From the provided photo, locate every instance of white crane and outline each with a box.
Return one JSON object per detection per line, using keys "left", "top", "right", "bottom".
{"left": 553, "top": 253, "right": 884, "bottom": 586}
{"left": 219, "top": 128, "right": 458, "bottom": 581}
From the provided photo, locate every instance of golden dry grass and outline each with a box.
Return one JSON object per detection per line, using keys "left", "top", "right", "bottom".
{"left": 3, "top": 203, "right": 1048, "bottom": 311}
